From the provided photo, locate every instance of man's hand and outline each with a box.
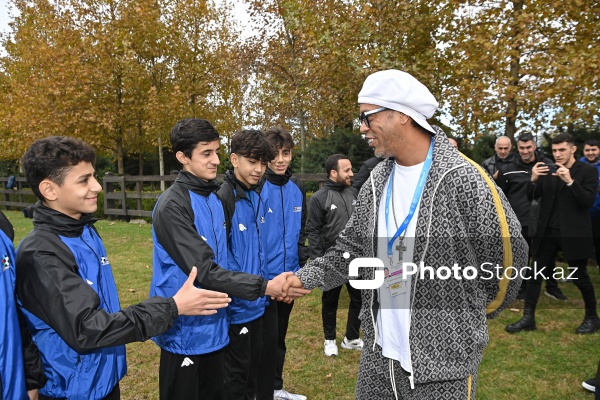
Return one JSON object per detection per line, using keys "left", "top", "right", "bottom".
{"left": 28, "top": 389, "right": 39, "bottom": 400}
{"left": 531, "top": 161, "right": 549, "bottom": 182}
{"left": 266, "top": 271, "right": 294, "bottom": 298}
{"left": 172, "top": 267, "right": 231, "bottom": 316}
{"left": 492, "top": 170, "right": 499, "bottom": 180}
{"left": 279, "top": 275, "right": 311, "bottom": 303}
{"left": 554, "top": 163, "right": 574, "bottom": 184}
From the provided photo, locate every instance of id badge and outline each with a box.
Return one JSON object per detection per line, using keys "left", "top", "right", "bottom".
{"left": 387, "top": 276, "right": 407, "bottom": 297}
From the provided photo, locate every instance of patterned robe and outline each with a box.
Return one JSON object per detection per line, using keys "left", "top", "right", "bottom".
{"left": 296, "top": 127, "right": 528, "bottom": 398}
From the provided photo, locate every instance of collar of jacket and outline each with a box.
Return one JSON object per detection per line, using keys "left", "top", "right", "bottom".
{"left": 580, "top": 156, "right": 600, "bottom": 166}
{"left": 32, "top": 201, "right": 98, "bottom": 237}
{"left": 175, "top": 170, "right": 220, "bottom": 196}
{"left": 324, "top": 179, "right": 348, "bottom": 191}
{"left": 224, "top": 170, "right": 260, "bottom": 200}
{"left": 264, "top": 167, "right": 292, "bottom": 186}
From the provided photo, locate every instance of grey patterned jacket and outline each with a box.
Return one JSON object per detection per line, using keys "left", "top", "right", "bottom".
{"left": 296, "top": 127, "right": 528, "bottom": 385}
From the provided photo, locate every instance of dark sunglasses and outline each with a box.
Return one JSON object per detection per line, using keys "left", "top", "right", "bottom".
{"left": 358, "top": 107, "right": 388, "bottom": 128}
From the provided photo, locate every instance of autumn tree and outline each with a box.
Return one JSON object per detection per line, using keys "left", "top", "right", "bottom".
{"left": 438, "top": 0, "right": 600, "bottom": 140}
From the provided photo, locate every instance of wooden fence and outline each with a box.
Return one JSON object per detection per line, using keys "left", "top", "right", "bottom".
{"left": 0, "top": 176, "right": 35, "bottom": 210}
{"left": 0, "top": 174, "right": 326, "bottom": 219}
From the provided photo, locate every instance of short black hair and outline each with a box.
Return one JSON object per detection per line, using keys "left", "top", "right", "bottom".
{"left": 584, "top": 139, "right": 600, "bottom": 148}
{"left": 264, "top": 127, "right": 295, "bottom": 151}
{"left": 324, "top": 154, "right": 349, "bottom": 178}
{"left": 22, "top": 136, "right": 96, "bottom": 201}
{"left": 230, "top": 130, "right": 276, "bottom": 163}
{"left": 517, "top": 132, "right": 534, "bottom": 143}
{"left": 170, "top": 118, "right": 219, "bottom": 159}
{"left": 551, "top": 133, "right": 575, "bottom": 146}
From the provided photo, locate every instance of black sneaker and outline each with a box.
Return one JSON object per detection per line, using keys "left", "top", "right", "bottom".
{"left": 544, "top": 288, "right": 568, "bottom": 301}
{"left": 582, "top": 378, "right": 596, "bottom": 393}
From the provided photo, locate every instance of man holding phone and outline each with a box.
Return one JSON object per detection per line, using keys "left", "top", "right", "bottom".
{"left": 497, "top": 133, "right": 565, "bottom": 301}
{"left": 506, "top": 133, "right": 600, "bottom": 334}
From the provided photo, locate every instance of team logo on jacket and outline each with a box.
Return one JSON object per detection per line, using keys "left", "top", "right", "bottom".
{"left": 293, "top": 206, "right": 302, "bottom": 212}
{"left": 181, "top": 357, "right": 194, "bottom": 367}
{"left": 100, "top": 256, "right": 109, "bottom": 265}
{"left": 330, "top": 204, "right": 337, "bottom": 210}
{"left": 260, "top": 216, "right": 265, "bottom": 223}
{"left": 239, "top": 224, "right": 247, "bottom": 231}
{"left": 2, "top": 254, "right": 10, "bottom": 271}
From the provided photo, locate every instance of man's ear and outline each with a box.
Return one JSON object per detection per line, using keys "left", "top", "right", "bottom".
{"left": 39, "top": 179, "right": 57, "bottom": 201}
{"left": 230, "top": 153, "right": 239, "bottom": 168}
{"left": 175, "top": 151, "right": 189, "bottom": 166}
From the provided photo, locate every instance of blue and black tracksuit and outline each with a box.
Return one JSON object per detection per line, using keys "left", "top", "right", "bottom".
{"left": 218, "top": 171, "right": 268, "bottom": 400}
{"left": 0, "top": 212, "right": 28, "bottom": 400}
{"left": 16, "top": 203, "right": 179, "bottom": 400}
{"left": 256, "top": 168, "right": 308, "bottom": 397}
{"left": 150, "top": 171, "right": 268, "bottom": 400}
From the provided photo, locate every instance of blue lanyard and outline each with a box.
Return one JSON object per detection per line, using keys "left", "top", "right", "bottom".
{"left": 385, "top": 140, "right": 434, "bottom": 257}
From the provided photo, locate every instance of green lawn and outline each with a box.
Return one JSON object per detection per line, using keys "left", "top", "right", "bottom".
{"left": 6, "top": 210, "right": 600, "bottom": 399}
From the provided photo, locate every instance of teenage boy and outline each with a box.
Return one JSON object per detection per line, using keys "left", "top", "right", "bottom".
{"left": 150, "top": 119, "right": 290, "bottom": 400}
{"left": 16, "top": 136, "right": 231, "bottom": 400}
{"left": 257, "top": 127, "right": 309, "bottom": 400}
{"left": 217, "top": 129, "right": 276, "bottom": 400}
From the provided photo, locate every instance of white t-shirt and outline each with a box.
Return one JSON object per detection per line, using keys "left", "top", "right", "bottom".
{"left": 376, "top": 161, "right": 424, "bottom": 373}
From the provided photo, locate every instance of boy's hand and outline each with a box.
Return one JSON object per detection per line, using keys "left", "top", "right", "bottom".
{"left": 172, "top": 267, "right": 231, "bottom": 316}
{"left": 279, "top": 275, "right": 311, "bottom": 303}
{"left": 266, "top": 271, "right": 293, "bottom": 298}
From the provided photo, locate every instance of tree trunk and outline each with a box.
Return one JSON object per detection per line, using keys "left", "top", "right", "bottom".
{"left": 117, "top": 135, "right": 124, "bottom": 175}
{"left": 504, "top": 0, "right": 524, "bottom": 140}
{"left": 138, "top": 153, "right": 143, "bottom": 176}
{"left": 297, "top": 109, "right": 306, "bottom": 173}
{"left": 158, "top": 135, "right": 165, "bottom": 192}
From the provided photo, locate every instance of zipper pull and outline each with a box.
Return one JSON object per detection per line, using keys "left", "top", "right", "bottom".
{"left": 409, "top": 373, "right": 415, "bottom": 390}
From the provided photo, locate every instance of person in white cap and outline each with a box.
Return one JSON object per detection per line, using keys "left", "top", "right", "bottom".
{"left": 282, "top": 69, "right": 527, "bottom": 399}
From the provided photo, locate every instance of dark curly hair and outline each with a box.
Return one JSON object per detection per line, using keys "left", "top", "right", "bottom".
{"left": 22, "top": 136, "right": 96, "bottom": 201}
{"left": 171, "top": 118, "right": 220, "bottom": 160}
{"left": 230, "top": 130, "right": 276, "bottom": 163}
{"left": 263, "top": 127, "right": 295, "bottom": 151}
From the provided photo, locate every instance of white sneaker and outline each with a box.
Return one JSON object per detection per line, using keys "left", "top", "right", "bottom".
{"left": 341, "top": 336, "right": 364, "bottom": 351}
{"left": 323, "top": 339, "right": 338, "bottom": 356}
{"left": 274, "top": 388, "right": 308, "bottom": 400}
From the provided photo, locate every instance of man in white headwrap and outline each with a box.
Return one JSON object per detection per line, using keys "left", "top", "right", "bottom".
{"left": 283, "top": 70, "right": 527, "bottom": 399}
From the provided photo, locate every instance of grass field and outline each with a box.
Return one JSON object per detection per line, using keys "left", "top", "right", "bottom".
{"left": 6, "top": 210, "right": 600, "bottom": 399}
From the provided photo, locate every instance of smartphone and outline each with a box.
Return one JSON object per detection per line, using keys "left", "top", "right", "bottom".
{"left": 542, "top": 163, "right": 559, "bottom": 173}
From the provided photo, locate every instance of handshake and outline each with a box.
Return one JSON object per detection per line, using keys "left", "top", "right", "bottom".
{"left": 266, "top": 272, "right": 311, "bottom": 303}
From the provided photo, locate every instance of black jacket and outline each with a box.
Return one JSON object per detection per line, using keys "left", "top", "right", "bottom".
{"left": 529, "top": 160, "right": 599, "bottom": 259}
{"left": 497, "top": 153, "right": 552, "bottom": 228}
{"left": 306, "top": 179, "right": 357, "bottom": 259}
{"left": 351, "top": 157, "right": 385, "bottom": 191}
{"left": 481, "top": 153, "right": 515, "bottom": 178}
{"left": 16, "top": 203, "right": 180, "bottom": 352}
